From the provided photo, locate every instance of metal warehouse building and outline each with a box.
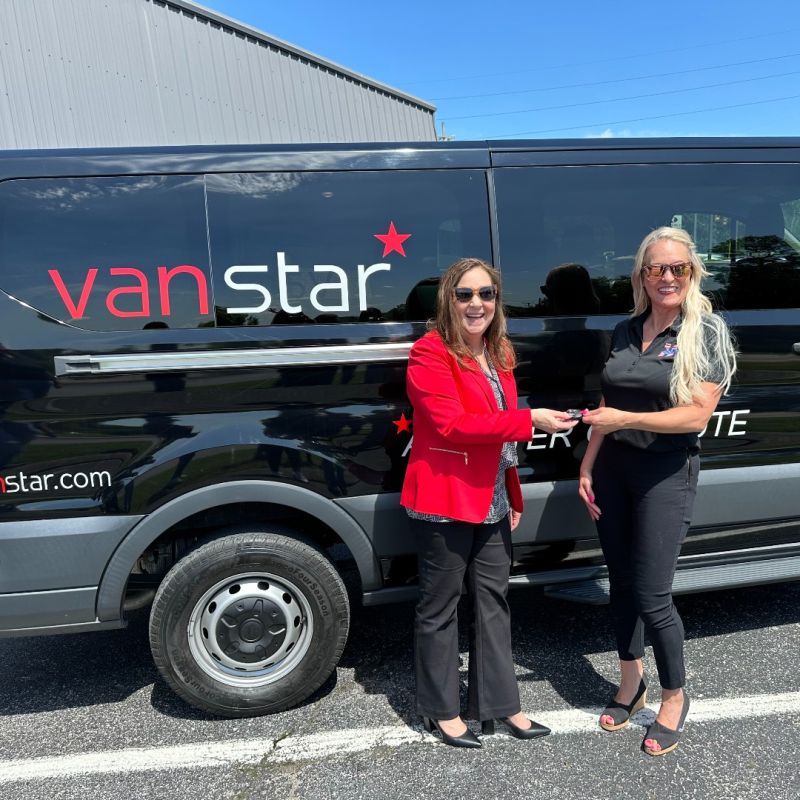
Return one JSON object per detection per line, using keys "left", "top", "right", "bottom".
{"left": 0, "top": 0, "right": 437, "bottom": 149}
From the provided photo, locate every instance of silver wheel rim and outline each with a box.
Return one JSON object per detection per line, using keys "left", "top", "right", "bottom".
{"left": 187, "top": 571, "right": 313, "bottom": 688}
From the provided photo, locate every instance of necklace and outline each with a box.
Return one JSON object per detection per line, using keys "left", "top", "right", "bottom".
{"left": 645, "top": 313, "right": 678, "bottom": 337}
{"left": 469, "top": 341, "right": 487, "bottom": 358}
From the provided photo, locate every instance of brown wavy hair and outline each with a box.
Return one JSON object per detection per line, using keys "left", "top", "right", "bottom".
{"left": 431, "top": 257, "right": 516, "bottom": 371}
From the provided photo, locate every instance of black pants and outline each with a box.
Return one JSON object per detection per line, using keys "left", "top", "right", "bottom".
{"left": 412, "top": 516, "right": 521, "bottom": 721}
{"left": 593, "top": 438, "right": 699, "bottom": 690}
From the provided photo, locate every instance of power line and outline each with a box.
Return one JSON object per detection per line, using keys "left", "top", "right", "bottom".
{"left": 442, "top": 68, "right": 800, "bottom": 121}
{"left": 488, "top": 93, "right": 800, "bottom": 138}
{"left": 408, "top": 26, "right": 800, "bottom": 86}
{"left": 431, "top": 51, "right": 800, "bottom": 102}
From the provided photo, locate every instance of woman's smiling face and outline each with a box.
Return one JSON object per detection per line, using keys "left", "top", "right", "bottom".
{"left": 453, "top": 266, "right": 496, "bottom": 347}
{"left": 642, "top": 238, "right": 692, "bottom": 314}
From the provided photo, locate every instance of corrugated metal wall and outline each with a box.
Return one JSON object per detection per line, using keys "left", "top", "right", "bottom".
{"left": 0, "top": 0, "right": 437, "bottom": 149}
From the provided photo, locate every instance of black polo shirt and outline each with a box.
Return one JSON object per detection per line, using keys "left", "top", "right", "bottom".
{"left": 601, "top": 312, "right": 723, "bottom": 452}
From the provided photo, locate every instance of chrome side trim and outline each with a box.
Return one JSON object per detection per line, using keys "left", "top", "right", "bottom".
{"left": 543, "top": 553, "right": 800, "bottom": 605}
{"left": 365, "top": 550, "right": 800, "bottom": 607}
{"left": 54, "top": 342, "right": 413, "bottom": 376}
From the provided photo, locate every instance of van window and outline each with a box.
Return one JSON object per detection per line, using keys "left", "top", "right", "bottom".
{"left": 0, "top": 176, "right": 212, "bottom": 331}
{"left": 206, "top": 170, "right": 491, "bottom": 325}
{"left": 784, "top": 198, "right": 800, "bottom": 244}
{"left": 494, "top": 163, "right": 800, "bottom": 315}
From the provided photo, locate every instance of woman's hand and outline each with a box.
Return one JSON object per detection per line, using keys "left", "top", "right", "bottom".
{"left": 578, "top": 473, "right": 601, "bottom": 521}
{"left": 531, "top": 408, "right": 580, "bottom": 435}
{"left": 509, "top": 508, "right": 522, "bottom": 531}
{"left": 580, "top": 406, "right": 631, "bottom": 435}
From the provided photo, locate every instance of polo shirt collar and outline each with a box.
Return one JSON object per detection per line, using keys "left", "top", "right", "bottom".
{"left": 635, "top": 309, "right": 683, "bottom": 337}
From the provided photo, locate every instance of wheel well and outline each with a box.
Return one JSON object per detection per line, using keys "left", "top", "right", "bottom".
{"left": 125, "top": 501, "right": 362, "bottom": 606}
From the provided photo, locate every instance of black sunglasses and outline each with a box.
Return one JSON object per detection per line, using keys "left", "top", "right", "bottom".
{"left": 454, "top": 285, "right": 498, "bottom": 303}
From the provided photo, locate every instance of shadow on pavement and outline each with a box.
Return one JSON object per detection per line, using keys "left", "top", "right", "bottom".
{"left": 0, "top": 581, "right": 797, "bottom": 718}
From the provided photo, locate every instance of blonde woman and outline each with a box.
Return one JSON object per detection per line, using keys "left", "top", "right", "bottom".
{"left": 578, "top": 227, "right": 736, "bottom": 756}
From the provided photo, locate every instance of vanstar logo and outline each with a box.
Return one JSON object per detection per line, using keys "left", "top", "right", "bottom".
{"left": 46, "top": 221, "right": 411, "bottom": 320}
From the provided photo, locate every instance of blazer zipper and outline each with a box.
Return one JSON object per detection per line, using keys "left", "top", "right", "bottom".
{"left": 429, "top": 446, "right": 469, "bottom": 465}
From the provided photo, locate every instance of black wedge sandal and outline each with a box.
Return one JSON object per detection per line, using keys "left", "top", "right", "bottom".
{"left": 599, "top": 678, "right": 647, "bottom": 732}
{"left": 642, "top": 692, "right": 690, "bottom": 756}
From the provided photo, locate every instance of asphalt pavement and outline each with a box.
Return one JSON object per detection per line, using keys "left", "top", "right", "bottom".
{"left": 1, "top": 580, "right": 798, "bottom": 800}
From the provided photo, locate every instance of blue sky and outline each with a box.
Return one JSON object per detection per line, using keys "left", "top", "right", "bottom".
{"left": 208, "top": 0, "right": 800, "bottom": 141}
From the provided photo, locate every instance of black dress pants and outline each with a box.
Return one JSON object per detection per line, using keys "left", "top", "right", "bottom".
{"left": 593, "top": 438, "right": 699, "bottom": 690}
{"left": 411, "top": 515, "right": 521, "bottom": 721}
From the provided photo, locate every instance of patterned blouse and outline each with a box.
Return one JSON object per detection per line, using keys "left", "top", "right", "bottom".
{"left": 406, "top": 350, "right": 519, "bottom": 525}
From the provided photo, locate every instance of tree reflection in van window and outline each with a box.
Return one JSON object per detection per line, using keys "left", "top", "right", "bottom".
{"left": 724, "top": 236, "right": 800, "bottom": 309}
{"left": 494, "top": 162, "right": 800, "bottom": 316}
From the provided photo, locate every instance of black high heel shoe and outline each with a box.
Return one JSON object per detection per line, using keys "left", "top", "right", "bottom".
{"left": 642, "top": 692, "right": 690, "bottom": 756}
{"left": 481, "top": 716, "right": 551, "bottom": 740}
{"left": 599, "top": 678, "right": 647, "bottom": 732}
{"left": 421, "top": 716, "right": 482, "bottom": 749}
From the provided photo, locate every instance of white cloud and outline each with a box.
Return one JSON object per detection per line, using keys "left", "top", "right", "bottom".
{"left": 586, "top": 127, "right": 745, "bottom": 139}
{"left": 591, "top": 128, "right": 627, "bottom": 138}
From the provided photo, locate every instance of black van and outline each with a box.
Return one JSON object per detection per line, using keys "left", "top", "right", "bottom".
{"left": 1, "top": 138, "right": 799, "bottom": 717}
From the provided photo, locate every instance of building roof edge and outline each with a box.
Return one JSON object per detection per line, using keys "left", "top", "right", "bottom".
{"left": 159, "top": 0, "right": 437, "bottom": 113}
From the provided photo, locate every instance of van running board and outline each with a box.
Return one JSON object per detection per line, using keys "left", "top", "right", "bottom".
{"left": 543, "top": 579, "right": 609, "bottom": 605}
{"left": 542, "top": 554, "right": 800, "bottom": 605}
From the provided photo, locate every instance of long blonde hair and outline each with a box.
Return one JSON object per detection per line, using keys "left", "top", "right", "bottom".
{"left": 432, "top": 257, "right": 516, "bottom": 371}
{"left": 632, "top": 227, "right": 736, "bottom": 405}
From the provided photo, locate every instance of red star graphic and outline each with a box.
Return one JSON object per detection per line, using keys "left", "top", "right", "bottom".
{"left": 374, "top": 221, "right": 411, "bottom": 257}
{"left": 392, "top": 412, "right": 412, "bottom": 434}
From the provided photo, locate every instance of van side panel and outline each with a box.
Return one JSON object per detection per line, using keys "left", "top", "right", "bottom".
{"left": 0, "top": 588, "right": 100, "bottom": 630}
{"left": 0, "top": 516, "right": 139, "bottom": 593}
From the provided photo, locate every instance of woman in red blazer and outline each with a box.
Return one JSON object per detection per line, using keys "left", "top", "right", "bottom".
{"left": 401, "top": 257, "right": 577, "bottom": 748}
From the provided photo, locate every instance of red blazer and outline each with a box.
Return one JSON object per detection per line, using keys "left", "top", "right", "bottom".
{"left": 400, "top": 331, "right": 533, "bottom": 523}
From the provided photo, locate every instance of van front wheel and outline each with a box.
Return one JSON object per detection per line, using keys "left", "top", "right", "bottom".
{"left": 149, "top": 528, "right": 350, "bottom": 717}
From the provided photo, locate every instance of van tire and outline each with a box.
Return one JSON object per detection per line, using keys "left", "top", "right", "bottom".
{"left": 149, "top": 527, "right": 350, "bottom": 717}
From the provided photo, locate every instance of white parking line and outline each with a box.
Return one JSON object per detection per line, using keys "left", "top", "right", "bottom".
{"left": 1, "top": 690, "right": 799, "bottom": 783}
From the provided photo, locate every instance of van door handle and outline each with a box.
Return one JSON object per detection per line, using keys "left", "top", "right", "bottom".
{"left": 793, "top": 343, "right": 800, "bottom": 355}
